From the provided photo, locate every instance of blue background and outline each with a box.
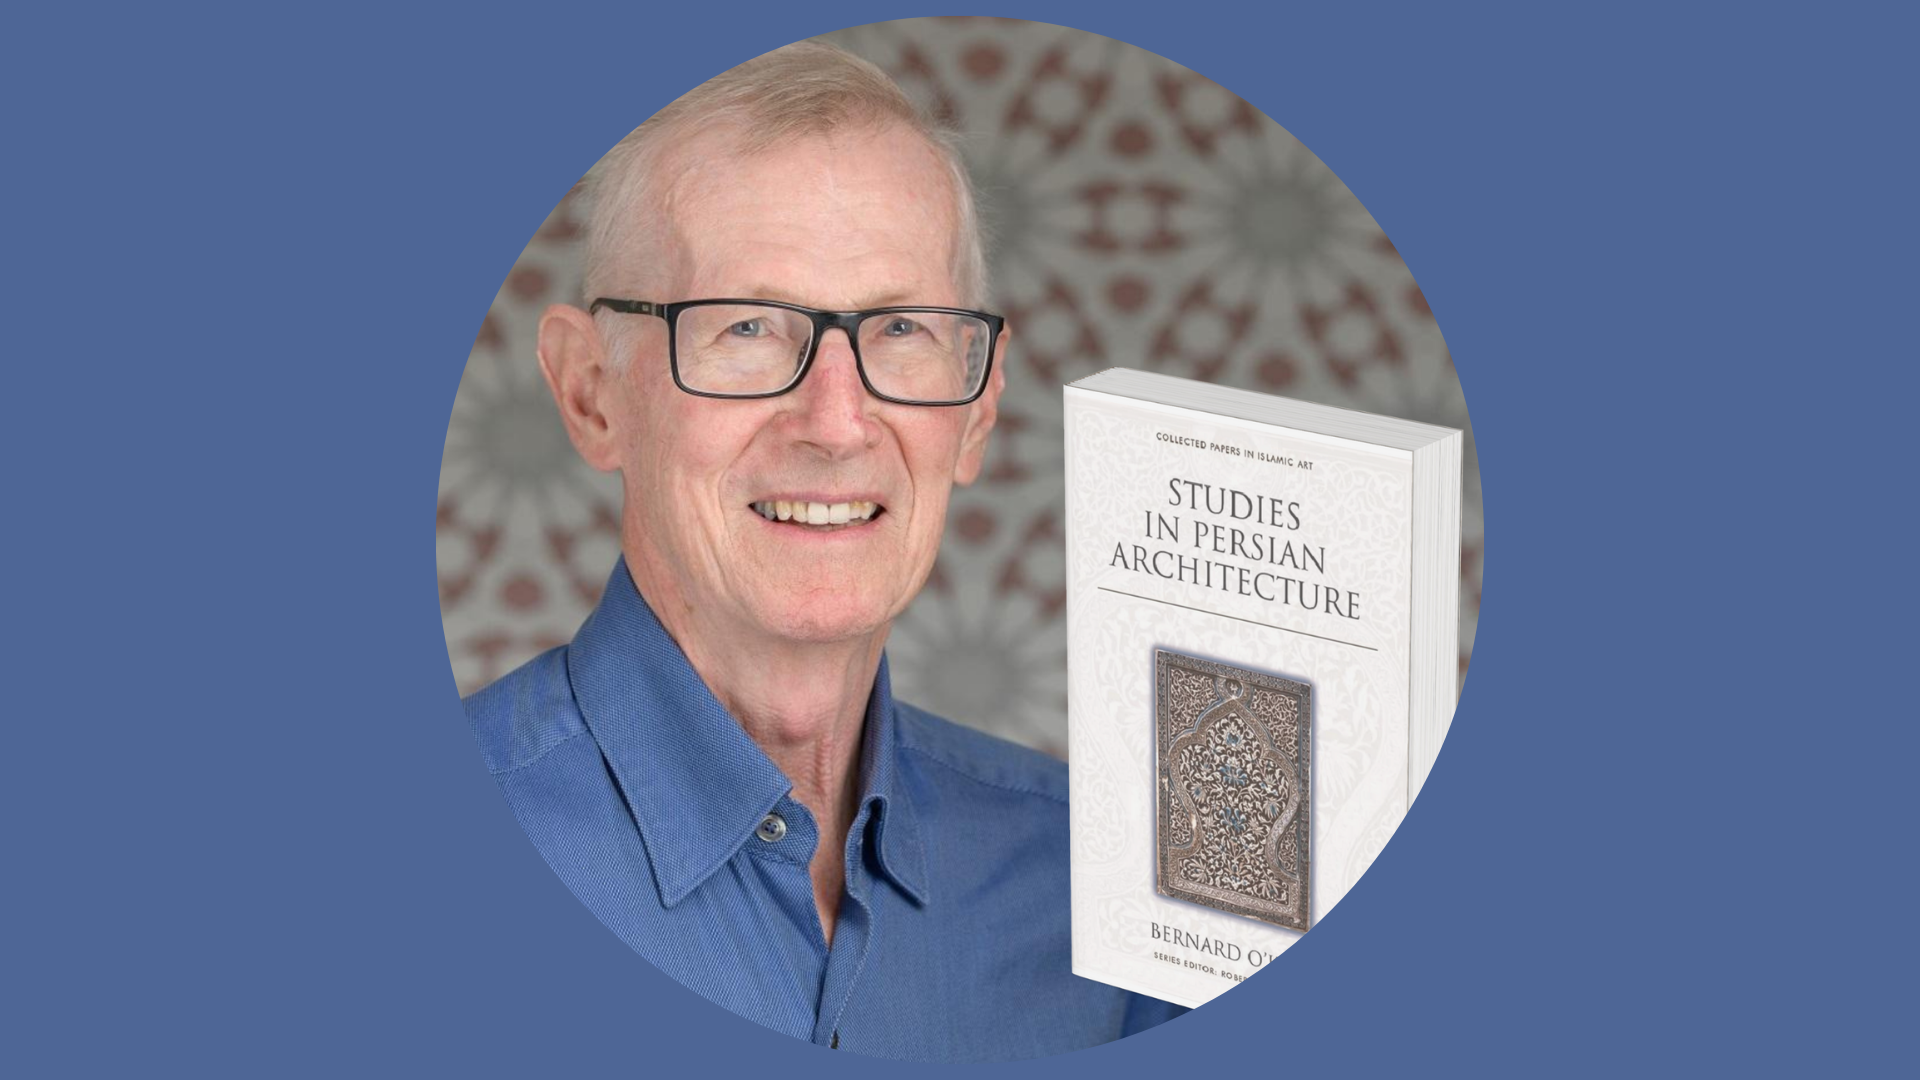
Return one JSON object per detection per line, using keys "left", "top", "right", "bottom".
{"left": 8, "top": 3, "right": 1911, "bottom": 1074}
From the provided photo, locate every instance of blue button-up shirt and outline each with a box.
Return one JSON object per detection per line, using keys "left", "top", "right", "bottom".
{"left": 464, "top": 560, "right": 1182, "bottom": 1060}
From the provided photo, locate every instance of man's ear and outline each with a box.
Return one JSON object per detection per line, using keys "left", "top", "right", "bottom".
{"left": 537, "top": 303, "right": 623, "bottom": 472}
{"left": 952, "top": 325, "right": 1010, "bottom": 486}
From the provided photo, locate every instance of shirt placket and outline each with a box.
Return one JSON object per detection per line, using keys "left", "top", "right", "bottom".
{"left": 810, "top": 799, "right": 881, "bottom": 1050}
{"left": 737, "top": 794, "right": 836, "bottom": 1038}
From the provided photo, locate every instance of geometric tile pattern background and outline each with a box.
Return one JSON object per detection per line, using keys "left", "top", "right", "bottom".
{"left": 439, "top": 17, "right": 1482, "bottom": 758}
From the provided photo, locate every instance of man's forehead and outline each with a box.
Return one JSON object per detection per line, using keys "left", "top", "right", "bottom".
{"left": 726, "top": 283, "right": 923, "bottom": 310}
{"left": 647, "top": 121, "right": 961, "bottom": 303}
{"left": 664, "top": 121, "right": 953, "bottom": 214}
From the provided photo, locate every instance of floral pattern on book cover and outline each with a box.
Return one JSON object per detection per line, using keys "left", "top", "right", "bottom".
{"left": 1156, "top": 651, "right": 1312, "bottom": 932}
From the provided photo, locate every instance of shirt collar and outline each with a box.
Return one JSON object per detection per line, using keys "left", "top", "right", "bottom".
{"left": 567, "top": 558, "right": 928, "bottom": 909}
{"left": 851, "top": 639, "right": 929, "bottom": 906}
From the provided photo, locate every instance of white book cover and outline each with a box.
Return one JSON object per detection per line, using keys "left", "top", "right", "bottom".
{"left": 1065, "top": 368, "right": 1460, "bottom": 1008}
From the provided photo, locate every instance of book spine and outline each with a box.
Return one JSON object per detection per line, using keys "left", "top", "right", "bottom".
{"left": 1408, "top": 432, "right": 1462, "bottom": 800}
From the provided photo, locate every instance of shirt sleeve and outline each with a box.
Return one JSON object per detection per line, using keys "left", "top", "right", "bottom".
{"left": 1122, "top": 990, "right": 1190, "bottom": 1035}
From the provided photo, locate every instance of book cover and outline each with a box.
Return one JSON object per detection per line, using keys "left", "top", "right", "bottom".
{"left": 1065, "top": 368, "right": 1460, "bottom": 1008}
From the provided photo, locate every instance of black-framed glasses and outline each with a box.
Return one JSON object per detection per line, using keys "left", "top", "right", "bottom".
{"left": 589, "top": 298, "right": 1003, "bottom": 406}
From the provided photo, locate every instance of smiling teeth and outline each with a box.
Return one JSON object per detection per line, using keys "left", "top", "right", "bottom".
{"left": 752, "top": 500, "right": 877, "bottom": 524}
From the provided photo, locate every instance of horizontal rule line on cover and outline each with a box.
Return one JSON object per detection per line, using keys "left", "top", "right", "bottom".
{"left": 1095, "top": 586, "right": 1379, "bottom": 652}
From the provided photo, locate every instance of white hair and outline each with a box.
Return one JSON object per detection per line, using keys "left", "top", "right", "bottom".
{"left": 578, "top": 40, "right": 989, "bottom": 335}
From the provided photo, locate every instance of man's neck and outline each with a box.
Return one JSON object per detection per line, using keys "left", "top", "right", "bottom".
{"left": 625, "top": 553, "right": 884, "bottom": 947}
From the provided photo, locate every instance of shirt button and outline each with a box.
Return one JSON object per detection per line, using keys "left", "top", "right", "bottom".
{"left": 756, "top": 813, "right": 787, "bottom": 843}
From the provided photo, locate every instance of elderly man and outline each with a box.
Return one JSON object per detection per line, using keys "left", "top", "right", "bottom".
{"left": 464, "top": 42, "right": 1182, "bottom": 1059}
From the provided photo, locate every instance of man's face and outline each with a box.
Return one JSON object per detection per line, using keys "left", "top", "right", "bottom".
{"left": 595, "top": 123, "right": 1000, "bottom": 646}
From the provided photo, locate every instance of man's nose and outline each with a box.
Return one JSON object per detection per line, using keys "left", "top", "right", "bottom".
{"left": 786, "top": 328, "right": 878, "bottom": 458}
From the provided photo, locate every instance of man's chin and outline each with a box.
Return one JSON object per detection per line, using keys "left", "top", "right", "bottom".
{"left": 764, "top": 601, "right": 899, "bottom": 647}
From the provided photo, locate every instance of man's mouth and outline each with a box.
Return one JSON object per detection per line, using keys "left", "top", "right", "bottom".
{"left": 749, "top": 500, "right": 883, "bottom": 529}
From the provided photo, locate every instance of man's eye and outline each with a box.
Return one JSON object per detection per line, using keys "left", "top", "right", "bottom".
{"left": 881, "top": 317, "right": 923, "bottom": 337}
{"left": 727, "top": 319, "right": 767, "bottom": 337}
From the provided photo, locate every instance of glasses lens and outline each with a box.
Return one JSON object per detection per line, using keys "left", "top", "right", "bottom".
{"left": 674, "top": 303, "right": 815, "bottom": 395}
{"left": 857, "top": 311, "right": 992, "bottom": 403}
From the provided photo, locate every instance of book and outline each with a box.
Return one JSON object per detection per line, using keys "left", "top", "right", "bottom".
{"left": 1064, "top": 367, "right": 1461, "bottom": 1008}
